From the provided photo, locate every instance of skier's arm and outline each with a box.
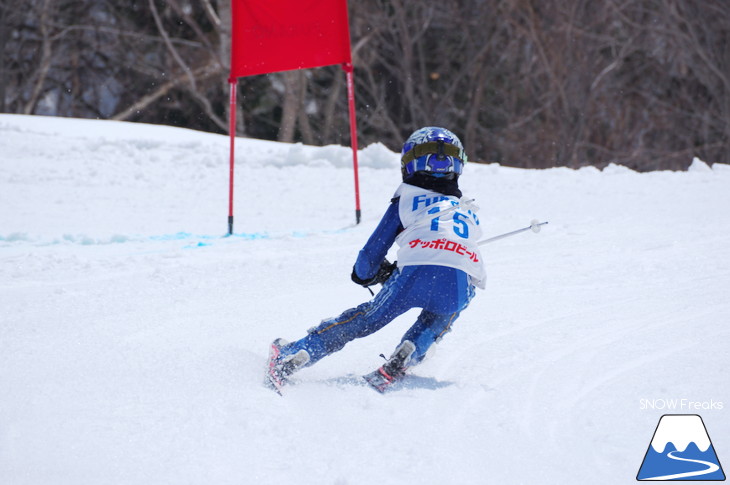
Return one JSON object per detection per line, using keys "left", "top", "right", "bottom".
{"left": 352, "top": 199, "right": 402, "bottom": 282}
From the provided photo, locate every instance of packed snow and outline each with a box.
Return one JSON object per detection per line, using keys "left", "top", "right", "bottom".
{"left": 1, "top": 114, "right": 729, "bottom": 484}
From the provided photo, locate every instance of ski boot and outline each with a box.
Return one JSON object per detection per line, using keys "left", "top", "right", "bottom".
{"left": 363, "top": 340, "right": 416, "bottom": 393}
{"left": 265, "top": 338, "right": 310, "bottom": 395}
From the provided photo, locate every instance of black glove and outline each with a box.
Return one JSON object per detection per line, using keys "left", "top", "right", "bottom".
{"left": 351, "top": 259, "right": 397, "bottom": 287}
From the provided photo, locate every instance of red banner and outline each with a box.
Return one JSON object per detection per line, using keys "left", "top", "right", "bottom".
{"left": 230, "top": 0, "right": 352, "bottom": 78}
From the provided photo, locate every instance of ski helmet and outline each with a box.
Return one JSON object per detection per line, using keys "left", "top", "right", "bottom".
{"left": 400, "top": 126, "right": 467, "bottom": 179}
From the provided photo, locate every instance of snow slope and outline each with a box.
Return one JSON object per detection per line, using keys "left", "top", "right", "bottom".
{"left": 1, "top": 114, "right": 728, "bottom": 484}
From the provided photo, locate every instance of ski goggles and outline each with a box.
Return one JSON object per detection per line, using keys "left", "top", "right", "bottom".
{"left": 400, "top": 140, "right": 468, "bottom": 166}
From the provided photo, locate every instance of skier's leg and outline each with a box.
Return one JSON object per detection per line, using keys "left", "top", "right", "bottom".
{"left": 400, "top": 310, "right": 460, "bottom": 365}
{"left": 396, "top": 266, "right": 475, "bottom": 366}
{"left": 279, "top": 269, "right": 416, "bottom": 366}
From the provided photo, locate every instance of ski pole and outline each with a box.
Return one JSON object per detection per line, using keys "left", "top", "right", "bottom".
{"left": 478, "top": 219, "right": 548, "bottom": 245}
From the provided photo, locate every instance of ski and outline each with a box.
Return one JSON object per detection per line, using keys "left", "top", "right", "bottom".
{"left": 362, "top": 366, "right": 401, "bottom": 393}
{"left": 264, "top": 340, "right": 286, "bottom": 396}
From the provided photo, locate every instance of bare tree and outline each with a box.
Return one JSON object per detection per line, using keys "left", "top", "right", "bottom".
{"left": 2, "top": 0, "right": 728, "bottom": 170}
{"left": 0, "top": 0, "right": 10, "bottom": 112}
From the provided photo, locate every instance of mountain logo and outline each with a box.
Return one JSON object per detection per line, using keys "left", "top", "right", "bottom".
{"left": 637, "top": 414, "right": 725, "bottom": 481}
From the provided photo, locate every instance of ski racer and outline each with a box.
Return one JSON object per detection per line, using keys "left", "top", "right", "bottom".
{"left": 267, "top": 126, "right": 486, "bottom": 391}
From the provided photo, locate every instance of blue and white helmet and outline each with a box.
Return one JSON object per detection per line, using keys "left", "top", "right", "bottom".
{"left": 400, "top": 126, "right": 467, "bottom": 179}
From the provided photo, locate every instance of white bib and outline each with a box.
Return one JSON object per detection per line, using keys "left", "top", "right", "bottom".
{"left": 394, "top": 183, "right": 486, "bottom": 288}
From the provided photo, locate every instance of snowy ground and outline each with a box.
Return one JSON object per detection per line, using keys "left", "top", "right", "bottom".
{"left": 1, "top": 114, "right": 729, "bottom": 484}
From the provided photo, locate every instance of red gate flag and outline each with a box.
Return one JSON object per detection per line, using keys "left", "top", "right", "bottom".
{"left": 227, "top": 0, "right": 361, "bottom": 234}
{"left": 231, "top": 0, "right": 352, "bottom": 78}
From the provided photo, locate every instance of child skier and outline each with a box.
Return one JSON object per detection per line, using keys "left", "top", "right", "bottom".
{"left": 266, "top": 126, "right": 486, "bottom": 392}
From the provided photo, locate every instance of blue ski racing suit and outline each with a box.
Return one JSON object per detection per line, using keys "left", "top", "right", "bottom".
{"left": 277, "top": 173, "right": 485, "bottom": 369}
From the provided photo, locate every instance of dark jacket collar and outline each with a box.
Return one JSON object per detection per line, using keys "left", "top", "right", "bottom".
{"left": 403, "top": 172, "right": 462, "bottom": 198}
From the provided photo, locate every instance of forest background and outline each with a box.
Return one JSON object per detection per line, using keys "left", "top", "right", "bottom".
{"left": 2, "top": 0, "right": 728, "bottom": 170}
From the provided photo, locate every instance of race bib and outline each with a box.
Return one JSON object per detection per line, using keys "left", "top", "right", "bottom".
{"left": 394, "top": 183, "right": 486, "bottom": 288}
